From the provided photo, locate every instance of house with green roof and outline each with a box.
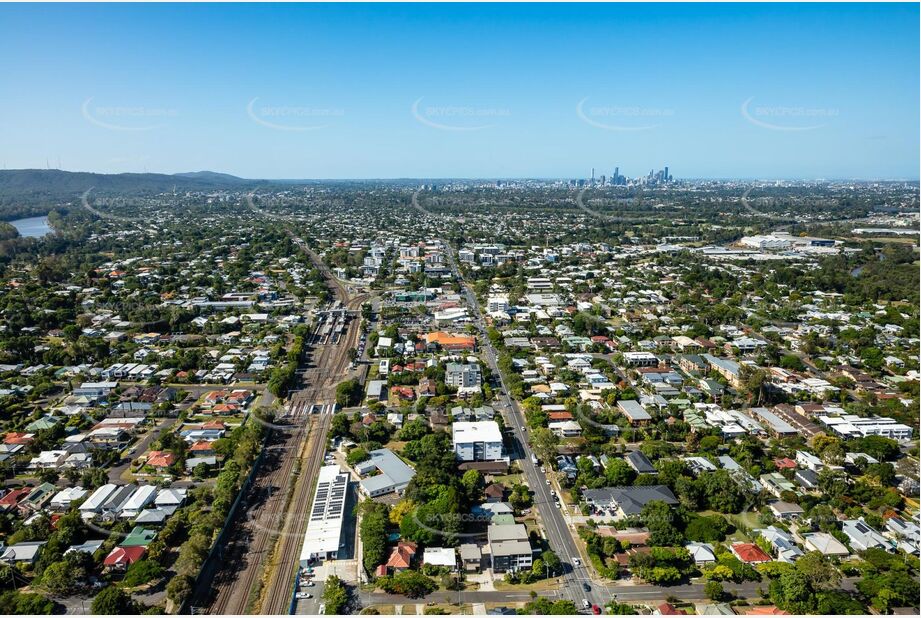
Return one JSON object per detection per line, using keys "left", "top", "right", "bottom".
{"left": 25, "top": 415, "right": 60, "bottom": 432}
{"left": 119, "top": 526, "right": 157, "bottom": 547}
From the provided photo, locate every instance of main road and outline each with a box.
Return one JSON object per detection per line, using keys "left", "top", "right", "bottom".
{"left": 441, "top": 239, "right": 601, "bottom": 609}
{"left": 366, "top": 576, "right": 861, "bottom": 606}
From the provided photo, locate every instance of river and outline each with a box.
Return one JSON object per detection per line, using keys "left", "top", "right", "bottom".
{"left": 9, "top": 215, "right": 52, "bottom": 238}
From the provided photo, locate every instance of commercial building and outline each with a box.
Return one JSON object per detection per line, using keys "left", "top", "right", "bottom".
{"left": 299, "top": 465, "right": 349, "bottom": 564}
{"left": 358, "top": 449, "right": 416, "bottom": 498}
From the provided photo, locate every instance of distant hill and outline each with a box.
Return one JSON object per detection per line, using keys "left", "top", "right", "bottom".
{"left": 171, "top": 170, "right": 251, "bottom": 184}
{"left": 0, "top": 169, "right": 265, "bottom": 211}
{"left": 0, "top": 169, "right": 272, "bottom": 218}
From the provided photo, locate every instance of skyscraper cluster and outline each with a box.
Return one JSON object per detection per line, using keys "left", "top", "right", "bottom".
{"left": 587, "top": 166, "right": 672, "bottom": 186}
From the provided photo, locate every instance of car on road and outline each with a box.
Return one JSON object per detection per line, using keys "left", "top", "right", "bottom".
{"left": 545, "top": 479, "right": 551, "bottom": 485}
{"left": 582, "top": 599, "right": 590, "bottom": 610}
{"left": 582, "top": 582, "right": 591, "bottom": 592}
{"left": 592, "top": 604, "right": 602, "bottom": 615}
{"left": 572, "top": 557, "right": 581, "bottom": 566}
{"left": 304, "top": 581, "right": 315, "bottom": 587}
{"left": 540, "top": 466, "right": 546, "bottom": 473}
{"left": 296, "top": 593, "right": 313, "bottom": 599}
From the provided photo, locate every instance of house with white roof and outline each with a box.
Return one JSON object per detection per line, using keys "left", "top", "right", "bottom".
{"left": 423, "top": 547, "right": 457, "bottom": 571}
{"left": 841, "top": 519, "right": 896, "bottom": 552}
{"left": 800, "top": 532, "right": 850, "bottom": 557}
{"left": 50, "top": 487, "right": 88, "bottom": 511}
{"left": 757, "top": 526, "right": 804, "bottom": 562}
{"left": 685, "top": 542, "right": 716, "bottom": 565}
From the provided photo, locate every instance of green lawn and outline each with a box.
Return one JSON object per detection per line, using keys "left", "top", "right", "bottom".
{"left": 696, "top": 510, "right": 759, "bottom": 542}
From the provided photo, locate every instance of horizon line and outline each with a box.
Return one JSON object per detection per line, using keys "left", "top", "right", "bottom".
{"left": 3, "top": 168, "right": 920, "bottom": 184}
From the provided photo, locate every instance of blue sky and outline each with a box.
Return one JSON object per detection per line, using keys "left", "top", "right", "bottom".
{"left": 1, "top": 2, "right": 918, "bottom": 179}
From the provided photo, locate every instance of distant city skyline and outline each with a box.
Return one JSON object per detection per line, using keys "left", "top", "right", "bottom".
{"left": 1, "top": 3, "right": 918, "bottom": 180}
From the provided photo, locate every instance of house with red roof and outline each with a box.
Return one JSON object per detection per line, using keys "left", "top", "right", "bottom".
{"left": 383, "top": 540, "right": 417, "bottom": 573}
{"left": 189, "top": 441, "right": 215, "bottom": 457}
{"left": 103, "top": 546, "right": 146, "bottom": 571}
{"left": 743, "top": 607, "right": 789, "bottom": 615}
{"left": 654, "top": 603, "right": 688, "bottom": 615}
{"left": 773, "top": 457, "right": 797, "bottom": 470}
{"left": 210, "top": 403, "right": 239, "bottom": 415}
{"left": 227, "top": 389, "right": 253, "bottom": 405}
{"left": 204, "top": 390, "right": 228, "bottom": 403}
{"left": 731, "top": 542, "right": 772, "bottom": 564}
{"left": 391, "top": 386, "right": 415, "bottom": 401}
{"left": 0, "top": 488, "right": 32, "bottom": 511}
{"left": 146, "top": 451, "right": 177, "bottom": 469}
{"left": 3, "top": 432, "right": 34, "bottom": 446}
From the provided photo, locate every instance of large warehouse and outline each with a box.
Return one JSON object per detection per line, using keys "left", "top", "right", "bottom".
{"left": 299, "top": 465, "right": 350, "bottom": 566}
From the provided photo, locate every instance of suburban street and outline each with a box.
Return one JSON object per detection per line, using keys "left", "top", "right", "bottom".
{"left": 364, "top": 575, "right": 861, "bottom": 608}
{"left": 442, "top": 239, "right": 604, "bottom": 609}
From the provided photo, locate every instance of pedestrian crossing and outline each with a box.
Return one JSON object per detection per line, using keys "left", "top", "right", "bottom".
{"left": 287, "top": 400, "right": 338, "bottom": 418}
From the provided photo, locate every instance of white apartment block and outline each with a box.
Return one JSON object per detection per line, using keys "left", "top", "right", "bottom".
{"left": 487, "top": 295, "right": 510, "bottom": 313}
{"left": 452, "top": 421, "right": 503, "bottom": 461}
{"left": 819, "top": 415, "right": 913, "bottom": 442}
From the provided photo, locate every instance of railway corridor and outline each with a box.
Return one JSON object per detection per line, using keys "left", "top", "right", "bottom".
{"left": 204, "top": 238, "right": 368, "bottom": 615}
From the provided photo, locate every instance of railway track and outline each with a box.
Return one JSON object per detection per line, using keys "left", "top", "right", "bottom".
{"left": 261, "top": 410, "right": 334, "bottom": 613}
{"left": 260, "top": 319, "right": 357, "bottom": 613}
{"left": 206, "top": 424, "right": 303, "bottom": 614}
{"left": 204, "top": 232, "right": 367, "bottom": 615}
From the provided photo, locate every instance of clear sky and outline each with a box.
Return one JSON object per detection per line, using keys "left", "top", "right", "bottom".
{"left": 1, "top": 2, "right": 918, "bottom": 180}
